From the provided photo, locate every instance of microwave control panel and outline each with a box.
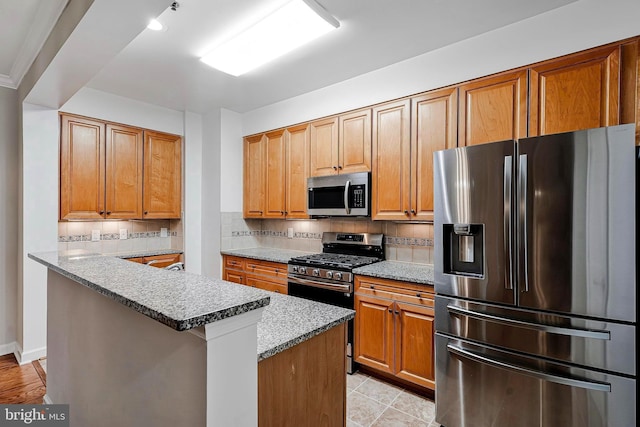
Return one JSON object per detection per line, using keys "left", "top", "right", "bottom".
{"left": 351, "top": 184, "right": 366, "bottom": 208}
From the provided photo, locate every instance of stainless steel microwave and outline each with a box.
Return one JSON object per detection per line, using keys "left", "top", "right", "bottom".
{"left": 307, "top": 172, "right": 370, "bottom": 217}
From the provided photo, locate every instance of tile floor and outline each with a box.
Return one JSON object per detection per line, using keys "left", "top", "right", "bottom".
{"left": 347, "top": 372, "right": 440, "bottom": 427}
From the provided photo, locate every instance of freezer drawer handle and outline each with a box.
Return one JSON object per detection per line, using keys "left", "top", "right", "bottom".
{"left": 447, "top": 343, "right": 611, "bottom": 392}
{"left": 447, "top": 305, "right": 611, "bottom": 340}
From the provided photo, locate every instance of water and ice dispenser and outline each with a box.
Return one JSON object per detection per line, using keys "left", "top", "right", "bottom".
{"left": 443, "top": 223, "right": 484, "bottom": 278}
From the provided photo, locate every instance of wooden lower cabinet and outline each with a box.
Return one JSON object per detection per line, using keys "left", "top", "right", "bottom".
{"left": 354, "top": 275, "right": 435, "bottom": 390}
{"left": 222, "top": 255, "right": 288, "bottom": 294}
{"left": 126, "top": 253, "right": 183, "bottom": 268}
{"left": 258, "top": 323, "right": 346, "bottom": 426}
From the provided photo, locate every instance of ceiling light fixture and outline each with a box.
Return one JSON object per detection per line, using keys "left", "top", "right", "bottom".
{"left": 200, "top": 0, "right": 339, "bottom": 77}
{"left": 147, "top": 19, "right": 164, "bottom": 31}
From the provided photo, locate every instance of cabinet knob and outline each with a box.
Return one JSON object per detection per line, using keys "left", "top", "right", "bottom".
{"left": 388, "top": 309, "right": 393, "bottom": 313}
{"left": 404, "top": 210, "right": 409, "bottom": 215}
{"left": 333, "top": 166, "right": 338, "bottom": 170}
{"left": 106, "top": 211, "right": 112, "bottom": 215}
{"left": 416, "top": 293, "right": 421, "bottom": 298}
{"left": 99, "top": 210, "right": 105, "bottom": 215}
{"left": 338, "top": 165, "right": 343, "bottom": 170}
{"left": 144, "top": 211, "right": 148, "bottom": 215}
{"left": 370, "top": 285, "right": 375, "bottom": 289}
{"left": 395, "top": 311, "right": 400, "bottom": 315}
{"left": 411, "top": 209, "right": 416, "bottom": 215}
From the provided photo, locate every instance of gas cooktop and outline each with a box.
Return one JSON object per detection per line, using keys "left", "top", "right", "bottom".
{"left": 289, "top": 253, "right": 381, "bottom": 270}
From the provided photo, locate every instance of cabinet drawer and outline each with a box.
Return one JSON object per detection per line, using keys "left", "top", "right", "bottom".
{"left": 246, "top": 276, "right": 288, "bottom": 294}
{"left": 244, "top": 260, "right": 287, "bottom": 280}
{"left": 224, "top": 256, "right": 246, "bottom": 270}
{"left": 355, "top": 276, "right": 434, "bottom": 307}
{"left": 127, "top": 257, "right": 145, "bottom": 264}
{"left": 143, "top": 253, "right": 182, "bottom": 268}
{"left": 224, "top": 270, "right": 246, "bottom": 285}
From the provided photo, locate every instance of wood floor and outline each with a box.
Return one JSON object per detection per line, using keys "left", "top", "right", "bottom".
{"left": 0, "top": 354, "right": 46, "bottom": 404}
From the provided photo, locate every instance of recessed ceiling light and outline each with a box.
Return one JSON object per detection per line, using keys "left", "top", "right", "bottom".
{"left": 147, "top": 19, "right": 164, "bottom": 31}
{"left": 200, "top": 0, "right": 339, "bottom": 77}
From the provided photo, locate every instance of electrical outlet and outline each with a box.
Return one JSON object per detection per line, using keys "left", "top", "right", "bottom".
{"left": 287, "top": 227, "right": 294, "bottom": 239}
{"left": 119, "top": 229, "right": 128, "bottom": 240}
{"left": 160, "top": 227, "right": 168, "bottom": 238}
{"left": 91, "top": 230, "right": 101, "bottom": 242}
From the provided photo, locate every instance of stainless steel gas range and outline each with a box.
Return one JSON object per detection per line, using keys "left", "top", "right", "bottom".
{"left": 287, "top": 232, "right": 384, "bottom": 374}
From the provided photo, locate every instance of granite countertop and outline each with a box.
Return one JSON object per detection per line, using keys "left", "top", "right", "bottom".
{"left": 221, "top": 247, "right": 313, "bottom": 264}
{"left": 29, "top": 251, "right": 270, "bottom": 331}
{"left": 109, "top": 249, "right": 184, "bottom": 259}
{"left": 353, "top": 260, "right": 434, "bottom": 285}
{"left": 257, "top": 293, "right": 354, "bottom": 361}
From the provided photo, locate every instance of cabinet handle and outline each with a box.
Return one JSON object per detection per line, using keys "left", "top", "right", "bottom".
{"left": 99, "top": 210, "right": 105, "bottom": 215}
{"left": 106, "top": 211, "right": 112, "bottom": 215}
{"left": 259, "top": 211, "right": 263, "bottom": 214}
{"left": 388, "top": 309, "right": 393, "bottom": 313}
{"left": 144, "top": 211, "right": 148, "bottom": 215}
{"left": 410, "top": 209, "right": 416, "bottom": 215}
{"left": 275, "top": 290, "right": 280, "bottom": 293}
{"left": 275, "top": 269, "right": 279, "bottom": 273}
{"left": 338, "top": 165, "right": 343, "bottom": 170}
{"left": 333, "top": 166, "right": 338, "bottom": 170}
{"left": 416, "top": 293, "right": 421, "bottom": 298}
{"left": 404, "top": 210, "right": 409, "bottom": 215}
{"left": 280, "top": 211, "right": 284, "bottom": 215}
{"left": 370, "top": 285, "right": 375, "bottom": 289}
{"left": 395, "top": 311, "right": 400, "bottom": 315}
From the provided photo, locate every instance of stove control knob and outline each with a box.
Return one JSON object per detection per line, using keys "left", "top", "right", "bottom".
{"left": 335, "top": 272, "right": 343, "bottom": 280}
{"left": 326, "top": 271, "right": 333, "bottom": 279}
{"left": 292, "top": 266, "right": 299, "bottom": 273}
{"left": 313, "top": 269, "right": 320, "bottom": 277}
{"left": 299, "top": 267, "right": 307, "bottom": 274}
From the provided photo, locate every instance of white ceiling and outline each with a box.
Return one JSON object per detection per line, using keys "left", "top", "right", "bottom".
{"left": 3, "top": 0, "right": 578, "bottom": 113}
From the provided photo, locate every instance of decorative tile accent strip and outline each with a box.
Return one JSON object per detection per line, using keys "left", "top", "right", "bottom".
{"left": 230, "top": 230, "right": 322, "bottom": 239}
{"left": 384, "top": 236, "right": 434, "bottom": 247}
{"left": 58, "top": 231, "right": 178, "bottom": 242}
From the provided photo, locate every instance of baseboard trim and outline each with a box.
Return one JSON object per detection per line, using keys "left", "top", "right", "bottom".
{"left": 14, "top": 343, "right": 47, "bottom": 365}
{"left": 0, "top": 341, "right": 16, "bottom": 357}
{"left": 43, "top": 394, "right": 53, "bottom": 404}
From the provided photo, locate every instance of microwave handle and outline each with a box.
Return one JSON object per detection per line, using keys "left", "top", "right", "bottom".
{"left": 344, "top": 180, "right": 351, "bottom": 214}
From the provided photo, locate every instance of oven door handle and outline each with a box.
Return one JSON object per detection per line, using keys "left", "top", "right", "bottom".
{"left": 289, "top": 276, "right": 352, "bottom": 293}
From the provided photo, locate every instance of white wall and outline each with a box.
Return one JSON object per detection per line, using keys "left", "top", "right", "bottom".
{"left": 0, "top": 87, "right": 18, "bottom": 356}
{"left": 201, "top": 110, "right": 223, "bottom": 278}
{"left": 242, "top": 0, "right": 640, "bottom": 135}
{"left": 61, "top": 87, "right": 184, "bottom": 135}
{"left": 19, "top": 103, "right": 59, "bottom": 362}
{"left": 184, "top": 111, "right": 203, "bottom": 274}
{"left": 220, "top": 110, "right": 243, "bottom": 213}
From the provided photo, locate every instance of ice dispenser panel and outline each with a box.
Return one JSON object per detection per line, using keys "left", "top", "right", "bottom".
{"left": 443, "top": 224, "right": 484, "bottom": 277}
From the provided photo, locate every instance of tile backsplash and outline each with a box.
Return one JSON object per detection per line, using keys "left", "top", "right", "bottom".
{"left": 221, "top": 212, "right": 434, "bottom": 265}
{"left": 58, "top": 219, "right": 183, "bottom": 254}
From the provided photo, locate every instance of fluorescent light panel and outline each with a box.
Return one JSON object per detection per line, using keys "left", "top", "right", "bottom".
{"left": 200, "top": 0, "right": 339, "bottom": 76}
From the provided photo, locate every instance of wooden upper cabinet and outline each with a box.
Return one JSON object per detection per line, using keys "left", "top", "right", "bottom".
{"left": 243, "top": 134, "right": 266, "bottom": 218}
{"left": 309, "top": 110, "right": 371, "bottom": 176}
{"left": 529, "top": 45, "right": 621, "bottom": 136}
{"left": 411, "top": 88, "right": 458, "bottom": 221}
{"left": 105, "top": 124, "right": 143, "bottom": 219}
{"left": 286, "top": 124, "right": 310, "bottom": 219}
{"left": 264, "top": 130, "right": 287, "bottom": 218}
{"left": 371, "top": 99, "right": 411, "bottom": 221}
{"left": 459, "top": 69, "right": 528, "bottom": 146}
{"left": 60, "top": 114, "right": 106, "bottom": 220}
{"left": 309, "top": 117, "right": 339, "bottom": 176}
{"left": 339, "top": 108, "right": 372, "bottom": 174}
{"left": 143, "top": 130, "right": 182, "bottom": 219}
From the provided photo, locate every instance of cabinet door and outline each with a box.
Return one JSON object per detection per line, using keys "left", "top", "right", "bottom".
{"left": 246, "top": 276, "right": 287, "bottom": 294}
{"left": 143, "top": 130, "right": 182, "bottom": 218}
{"left": 371, "top": 99, "right": 411, "bottom": 221}
{"left": 59, "top": 114, "right": 106, "bottom": 220}
{"left": 411, "top": 88, "right": 458, "bottom": 221}
{"left": 354, "top": 294, "right": 395, "bottom": 374}
{"left": 339, "top": 108, "right": 372, "bottom": 174}
{"left": 394, "top": 301, "right": 435, "bottom": 389}
{"left": 243, "top": 134, "right": 266, "bottom": 218}
{"left": 264, "top": 130, "right": 286, "bottom": 218}
{"left": 224, "top": 269, "right": 246, "bottom": 285}
{"left": 309, "top": 117, "right": 339, "bottom": 176}
{"left": 105, "top": 124, "right": 143, "bottom": 219}
{"left": 529, "top": 45, "right": 620, "bottom": 136}
{"left": 459, "top": 70, "right": 528, "bottom": 146}
{"left": 285, "top": 124, "right": 310, "bottom": 219}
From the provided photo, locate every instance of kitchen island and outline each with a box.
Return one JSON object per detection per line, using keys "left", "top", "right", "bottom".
{"left": 28, "top": 251, "right": 353, "bottom": 427}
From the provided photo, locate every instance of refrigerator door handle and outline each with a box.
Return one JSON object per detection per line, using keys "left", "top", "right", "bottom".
{"left": 503, "top": 156, "right": 513, "bottom": 289}
{"left": 518, "top": 154, "right": 529, "bottom": 292}
{"left": 447, "top": 343, "right": 612, "bottom": 392}
{"left": 446, "top": 304, "right": 611, "bottom": 340}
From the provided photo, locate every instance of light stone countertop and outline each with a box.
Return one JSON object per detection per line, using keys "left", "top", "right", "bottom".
{"left": 353, "top": 260, "right": 434, "bottom": 285}
{"left": 221, "top": 247, "right": 314, "bottom": 264}
{"left": 108, "top": 248, "right": 184, "bottom": 259}
{"left": 29, "top": 251, "right": 270, "bottom": 331}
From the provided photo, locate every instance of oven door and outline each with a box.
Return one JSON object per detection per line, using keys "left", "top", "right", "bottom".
{"left": 288, "top": 274, "right": 355, "bottom": 373}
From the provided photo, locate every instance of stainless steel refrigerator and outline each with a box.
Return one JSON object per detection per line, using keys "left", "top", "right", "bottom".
{"left": 433, "top": 124, "right": 636, "bottom": 427}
